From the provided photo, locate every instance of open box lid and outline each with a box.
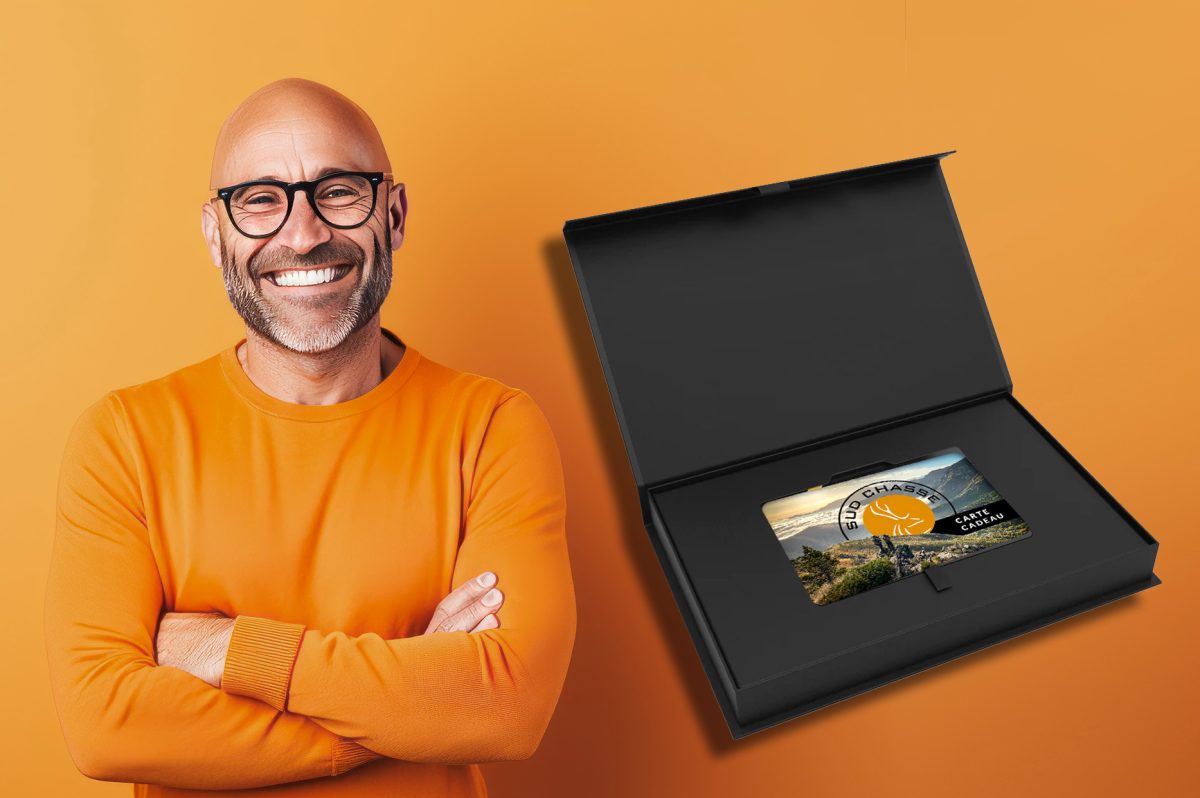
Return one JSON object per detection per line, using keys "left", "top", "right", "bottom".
{"left": 563, "top": 152, "right": 1012, "bottom": 502}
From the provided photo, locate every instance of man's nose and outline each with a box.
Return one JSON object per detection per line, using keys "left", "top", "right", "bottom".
{"left": 272, "top": 190, "right": 332, "bottom": 253}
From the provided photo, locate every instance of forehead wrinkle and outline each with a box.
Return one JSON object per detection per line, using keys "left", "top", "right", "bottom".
{"left": 219, "top": 127, "right": 379, "bottom": 187}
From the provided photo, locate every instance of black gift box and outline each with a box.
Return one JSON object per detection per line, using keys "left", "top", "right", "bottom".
{"left": 561, "top": 152, "right": 1161, "bottom": 739}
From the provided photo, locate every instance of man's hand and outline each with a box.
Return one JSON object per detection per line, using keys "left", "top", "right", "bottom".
{"left": 424, "top": 571, "right": 504, "bottom": 634}
{"left": 154, "top": 611, "right": 235, "bottom": 688}
{"left": 154, "top": 572, "right": 504, "bottom": 686}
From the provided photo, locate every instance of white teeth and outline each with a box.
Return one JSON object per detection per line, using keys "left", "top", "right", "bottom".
{"left": 270, "top": 266, "right": 347, "bottom": 287}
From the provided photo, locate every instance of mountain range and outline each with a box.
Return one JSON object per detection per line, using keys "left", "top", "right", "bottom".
{"left": 778, "top": 455, "right": 1003, "bottom": 560}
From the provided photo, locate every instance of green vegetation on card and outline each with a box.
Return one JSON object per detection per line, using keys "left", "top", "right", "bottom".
{"left": 821, "top": 557, "right": 896, "bottom": 603}
{"left": 791, "top": 519, "right": 1031, "bottom": 605}
{"left": 794, "top": 545, "right": 841, "bottom": 591}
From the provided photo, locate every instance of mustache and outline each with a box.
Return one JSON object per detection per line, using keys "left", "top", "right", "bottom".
{"left": 250, "top": 243, "right": 365, "bottom": 278}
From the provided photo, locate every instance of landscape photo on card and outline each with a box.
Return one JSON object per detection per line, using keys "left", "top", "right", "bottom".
{"left": 761, "top": 448, "right": 1032, "bottom": 606}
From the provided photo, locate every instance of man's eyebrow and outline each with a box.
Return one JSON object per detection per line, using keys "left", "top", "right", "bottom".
{"left": 252, "top": 166, "right": 360, "bottom": 181}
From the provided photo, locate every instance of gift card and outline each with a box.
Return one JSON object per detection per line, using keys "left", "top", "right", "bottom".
{"left": 761, "top": 447, "right": 1031, "bottom": 606}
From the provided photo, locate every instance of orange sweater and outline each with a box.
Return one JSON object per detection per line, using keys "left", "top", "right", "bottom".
{"left": 43, "top": 328, "right": 577, "bottom": 796}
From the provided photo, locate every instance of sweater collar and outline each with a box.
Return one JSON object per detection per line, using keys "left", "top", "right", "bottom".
{"left": 218, "top": 327, "right": 421, "bottom": 421}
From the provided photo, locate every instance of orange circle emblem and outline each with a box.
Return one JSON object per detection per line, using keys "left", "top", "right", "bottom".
{"left": 862, "top": 494, "right": 936, "bottom": 536}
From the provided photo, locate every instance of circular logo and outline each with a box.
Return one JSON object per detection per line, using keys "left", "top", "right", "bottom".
{"left": 862, "top": 494, "right": 935, "bottom": 536}
{"left": 837, "top": 480, "right": 954, "bottom": 536}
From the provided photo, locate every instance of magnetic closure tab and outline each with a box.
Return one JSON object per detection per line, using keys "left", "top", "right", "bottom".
{"left": 924, "top": 566, "right": 953, "bottom": 592}
{"left": 756, "top": 181, "right": 791, "bottom": 195}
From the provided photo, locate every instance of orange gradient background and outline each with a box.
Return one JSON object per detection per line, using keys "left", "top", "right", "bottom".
{"left": 3, "top": 2, "right": 1197, "bottom": 795}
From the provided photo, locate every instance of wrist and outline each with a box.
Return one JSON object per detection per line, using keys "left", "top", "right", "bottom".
{"left": 213, "top": 617, "right": 236, "bottom": 688}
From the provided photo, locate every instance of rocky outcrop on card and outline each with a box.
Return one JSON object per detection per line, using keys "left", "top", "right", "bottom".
{"left": 793, "top": 518, "right": 1030, "bottom": 605}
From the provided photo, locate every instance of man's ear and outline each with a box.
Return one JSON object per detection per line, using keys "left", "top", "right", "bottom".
{"left": 387, "top": 183, "right": 407, "bottom": 251}
{"left": 200, "top": 201, "right": 223, "bottom": 268}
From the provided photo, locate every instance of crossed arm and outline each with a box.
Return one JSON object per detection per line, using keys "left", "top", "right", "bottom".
{"left": 43, "top": 390, "right": 577, "bottom": 790}
{"left": 155, "top": 571, "right": 504, "bottom": 689}
{"left": 152, "top": 571, "right": 508, "bottom": 775}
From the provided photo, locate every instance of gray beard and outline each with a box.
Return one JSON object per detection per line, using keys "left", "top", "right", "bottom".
{"left": 220, "top": 225, "right": 392, "bottom": 354}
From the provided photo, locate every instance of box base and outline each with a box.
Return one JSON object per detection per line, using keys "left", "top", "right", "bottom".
{"left": 726, "top": 571, "right": 1160, "bottom": 738}
{"left": 645, "top": 393, "right": 1161, "bottom": 738}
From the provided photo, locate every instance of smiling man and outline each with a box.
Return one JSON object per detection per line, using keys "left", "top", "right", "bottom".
{"left": 43, "top": 78, "right": 577, "bottom": 797}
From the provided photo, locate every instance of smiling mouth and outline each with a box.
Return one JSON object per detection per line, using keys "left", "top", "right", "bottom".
{"left": 262, "top": 264, "right": 355, "bottom": 287}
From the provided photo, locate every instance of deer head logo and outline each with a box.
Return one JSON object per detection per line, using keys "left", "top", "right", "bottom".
{"left": 862, "top": 494, "right": 936, "bottom": 536}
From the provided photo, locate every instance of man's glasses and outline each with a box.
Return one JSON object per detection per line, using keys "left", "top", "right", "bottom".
{"left": 213, "top": 171, "right": 396, "bottom": 239}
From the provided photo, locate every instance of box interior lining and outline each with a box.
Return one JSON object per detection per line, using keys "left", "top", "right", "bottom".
{"left": 649, "top": 395, "right": 1153, "bottom": 689}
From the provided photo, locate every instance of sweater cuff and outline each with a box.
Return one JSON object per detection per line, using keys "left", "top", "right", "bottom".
{"left": 332, "top": 737, "right": 382, "bottom": 776}
{"left": 221, "top": 615, "right": 306, "bottom": 712}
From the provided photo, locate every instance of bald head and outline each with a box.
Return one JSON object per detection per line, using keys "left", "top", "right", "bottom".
{"left": 209, "top": 78, "right": 391, "bottom": 190}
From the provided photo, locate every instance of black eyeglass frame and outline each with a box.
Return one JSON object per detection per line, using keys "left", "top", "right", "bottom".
{"left": 212, "top": 171, "right": 397, "bottom": 239}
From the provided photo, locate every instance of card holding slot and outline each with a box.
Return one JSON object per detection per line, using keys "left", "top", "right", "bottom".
{"left": 820, "top": 446, "right": 968, "bottom": 489}
{"left": 762, "top": 446, "right": 1032, "bottom": 607}
{"left": 824, "top": 460, "right": 896, "bottom": 485}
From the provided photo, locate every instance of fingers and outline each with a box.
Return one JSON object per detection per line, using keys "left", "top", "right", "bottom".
{"left": 424, "top": 571, "right": 505, "bottom": 634}
{"left": 429, "top": 587, "right": 505, "bottom": 634}
{"left": 470, "top": 612, "right": 500, "bottom": 633}
{"left": 439, "top": 586, "right": 503, "bottom": 633}
{"left": 424, "top": 571, "right": 496, "bottom": 632}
